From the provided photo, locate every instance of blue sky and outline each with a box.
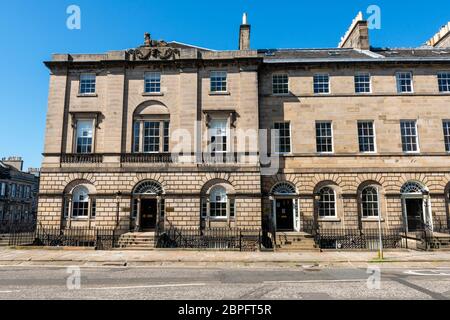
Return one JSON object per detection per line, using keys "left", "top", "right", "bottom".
{"left": 1, "top": 0, "right": 450, "bottom": 169}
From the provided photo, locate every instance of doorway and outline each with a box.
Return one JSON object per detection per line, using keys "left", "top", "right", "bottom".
{"left": 275, "top": 199, "right": 294, "bottom": 231}
{"left": 405, "top": 198, "right": 424, "bottom": 232}
{"left": 140, "top": 198, "right": 157, "bottom": 230}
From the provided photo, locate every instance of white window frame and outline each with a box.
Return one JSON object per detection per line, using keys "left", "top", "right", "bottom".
{"left": 313, "top": 73, "right": 330, "bottom": 94}
{"left": 273, "top": 122, "right": 292, "bottom": 154}
{"left": 443, "top": 120, "right": 450, "bottom": 152}
{"left": 396, "top": 72, "right": 414, "bottom": 93}
{"left": 75, "top": 119, "right": 95, "bottom": 154}
{"left": 210, "top": 71, "right": 227, "bottom": 93}
{"left": 144, "top": 72, "right": 161, "bottom": 93}
{"left": 357, "top": 120, "right": 377, "bottom": 153}
{"left": 361, "top": 186, "right": 380, "bottom": 218}
{"left": 318, "top": 187, "right": 337, "bottom": 218}
{"left": 400, "top": 120, "right": 420, "bottom": 153}
{"left": 354, "top": 73, "right": 372, "bottom": 94}
{"left": 438, "top": 72, "right": 450, "bottom": 93}
{"left": 208, "top": 119, "right": 229, "bottom": 154}
{"left": 315, "top": 121, "right": 334, "bottom": 154}
{"left": 272, "top": 73, "right": 289, "bottom": 95}
{"left": 79, "top": 73, "right": 96, "bottom": 94}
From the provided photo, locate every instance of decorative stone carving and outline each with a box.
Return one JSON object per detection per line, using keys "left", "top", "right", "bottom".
{"left": 128, "top": 32, "right": 180, "bottom": 61}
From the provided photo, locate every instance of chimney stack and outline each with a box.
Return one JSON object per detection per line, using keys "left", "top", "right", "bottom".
{"left": 2, "top": 156, "right": 23, "bottom": 171}
{"left": 426, "top": 22, "right": 450, "bottom": 48}
{"left": 239, "top": 13, "right": 251, "bottom": 50}
{"left": 338, "top": 12, "right": 370, "bottom": 50}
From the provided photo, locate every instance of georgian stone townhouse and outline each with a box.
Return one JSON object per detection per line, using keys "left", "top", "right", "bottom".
{"left": 38, "top": 13, "right": 450, "bottom": 248}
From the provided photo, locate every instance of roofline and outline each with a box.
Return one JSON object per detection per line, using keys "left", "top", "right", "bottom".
{"left": 263, "top": 57, "right": 450, "bottom": 64}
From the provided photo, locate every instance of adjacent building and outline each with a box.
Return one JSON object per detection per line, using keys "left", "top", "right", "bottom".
{"left": 0, "top": 157, "right": 40, "bottom": 222}
{"left": 38, "top": 13, "right": 450, "bottom": 245}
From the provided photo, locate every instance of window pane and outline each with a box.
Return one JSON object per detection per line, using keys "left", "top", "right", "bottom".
{"left": 318, "top": 187, "right": 336, "bottom": 217}
{"left": 274, "top": 122, "right": 291, "bottom": 153}
{"left": 438, "top": 72, "right": 450, "bottom": 93}
{"left": 396, "top": 72, "right": 413, "bottom": 93}
{"left": 76, "top": 120, "right": 93, "bottom": 153}
{"left": 316, "top": 122, "right": 333, "bottom": 153}
{"left": 443, "top": 121, "right": 450, "bottom": 152}
{"left": 400, "top": 120, "right": 418, "bottom": 152}
{"left": 143, "top": 121, "right": 160, "bottom": 152}
{"left": 163, "top": 121, "right": 170, "bottom": 152}
{"left": 133, "top": 121, "right": 140, "bottom": 153}
{"left": 144, "top": 72, "right": 161, "bottom": 93}
{"left": 72, "top": 186, "right": 89, "bottom": 217}
{"left": 210, "top": 71, "right": 227, "bottom": 92}
{"left": 358, "top": 121, "right": 375, "bottom": 152}
{"left": 314, "top": 74, "right": 330, "bottom": 94}
{"left": 361, "top": 187, "right": 379, "bottom": 217}
{"left": 209, "top": 119, "right": 227, "bottom": 154}
{"left": 79, "top": 74, "right": 96, "bottom": 94}
{"left": 355, "top": 73, "right": 371, "bottom": 93}
{"left": 272, "top": 74, "right": 289, "bottom": 94}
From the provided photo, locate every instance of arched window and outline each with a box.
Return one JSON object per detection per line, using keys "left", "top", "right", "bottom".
{"left": 318, "top": 187, "right": 336, "bottom": 217}
{"left": 72, "top": 186, "right": 89, "bottom": 218}
{"left": 361, "top": 186, "right": 379, "bottom": 218}
{"left": 271, "top": 182, "right": 297, "bottom": 195}
{"left": 133, "top": 180, "right": 164, "bottom": 195}
{"left": 67, "top": 185, "right": 96, "bottom": 219}
{"left": 210, "top": 186, "right": 227, "bottom": 217}
{"left": 201, "top": 185, "right": 235, "bottom": 219}
{"left": 400, "top": 181, "right": 426, "bottom": 194}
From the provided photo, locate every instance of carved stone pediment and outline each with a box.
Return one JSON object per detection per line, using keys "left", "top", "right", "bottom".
{"left": 128, "top": 32, "right": 181, "bottom": 61}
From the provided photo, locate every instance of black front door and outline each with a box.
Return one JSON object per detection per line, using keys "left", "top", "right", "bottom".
{"left": 405, "top": 198, "right": 424, "bottom": 231}
{"left": 140, "top": 199, "right": 157, "bottom": 230}
{"left": 276, "top": 199, "right": 294, "bottom": 231}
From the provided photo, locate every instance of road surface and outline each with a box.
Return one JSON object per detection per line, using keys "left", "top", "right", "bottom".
{"left": 0, "top": 265, "right": 449, "bottom": 300}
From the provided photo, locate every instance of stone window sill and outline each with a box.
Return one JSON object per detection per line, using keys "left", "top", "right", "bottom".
{"left": 271, "top": 93, "right": 291, "bottom": 97}
{"left": 361, "top": 218, "right": 385, "bottom": 222}
{"left": 142, "top": 92, "right": 164, "bottom": 97}
{"left": 77, "top": 93, "right": 98, "bottom": 97}
{"left": 318, "top": 218, "right": 341, "bottom": 222}
{"left": 209, "top": 91, "right": 230, "bottom": 96}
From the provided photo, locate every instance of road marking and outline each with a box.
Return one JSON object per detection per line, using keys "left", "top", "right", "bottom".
{"left": 264, "top": 279, "right": 367, "bottom": 284}
{"left": 0, "top": 290, "right": 20, "bottom": 293}
{"left": 404, "top": 269, "right": 450, "bottom": 276}
{"left": 84, "top": 283, "right": 208, "bottom": 290}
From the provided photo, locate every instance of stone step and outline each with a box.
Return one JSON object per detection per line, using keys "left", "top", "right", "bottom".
{"left": 116, "top": 232, "right": 155, "bottom": 249}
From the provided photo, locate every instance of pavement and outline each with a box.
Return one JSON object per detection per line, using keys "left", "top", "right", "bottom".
{"left": 1, "top": 247, "right": 450, "bottom": 268}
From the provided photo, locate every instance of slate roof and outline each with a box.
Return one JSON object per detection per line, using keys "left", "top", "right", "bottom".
{"left": 258, "top": 48, "right": 450, "bottom": 63}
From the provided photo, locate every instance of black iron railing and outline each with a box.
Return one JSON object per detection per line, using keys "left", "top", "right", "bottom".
{"left": 5, "top": 224, "right": 118, "bottom": 249}
{"left": 156, "top": 225, "right": 261, "bottom": 251}
{"left": 315, "top": 228, "right": 405, "bottom": 250}
{"left": 61, "top": 154, "right": 103, "bottom": 164}
{"left": 121, "top": 153, "right": 175, "bottom": 163}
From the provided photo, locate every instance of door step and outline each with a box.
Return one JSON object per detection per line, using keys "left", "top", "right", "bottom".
{"left": 274, "top": 232, "right": 319, "bottom": 251}
{"left": 116, "top": 232, "right": 155, "bottom": 250}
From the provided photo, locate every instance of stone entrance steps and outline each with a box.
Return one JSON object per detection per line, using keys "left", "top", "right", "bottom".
{"left": 274, "top": 232, "right": 319, "bottom": 251}
{"left": 418, "top": 232, "right": 450, "bottom": 251}
{"left": 116, "top": 232, "right": 155, "bottom": 250}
